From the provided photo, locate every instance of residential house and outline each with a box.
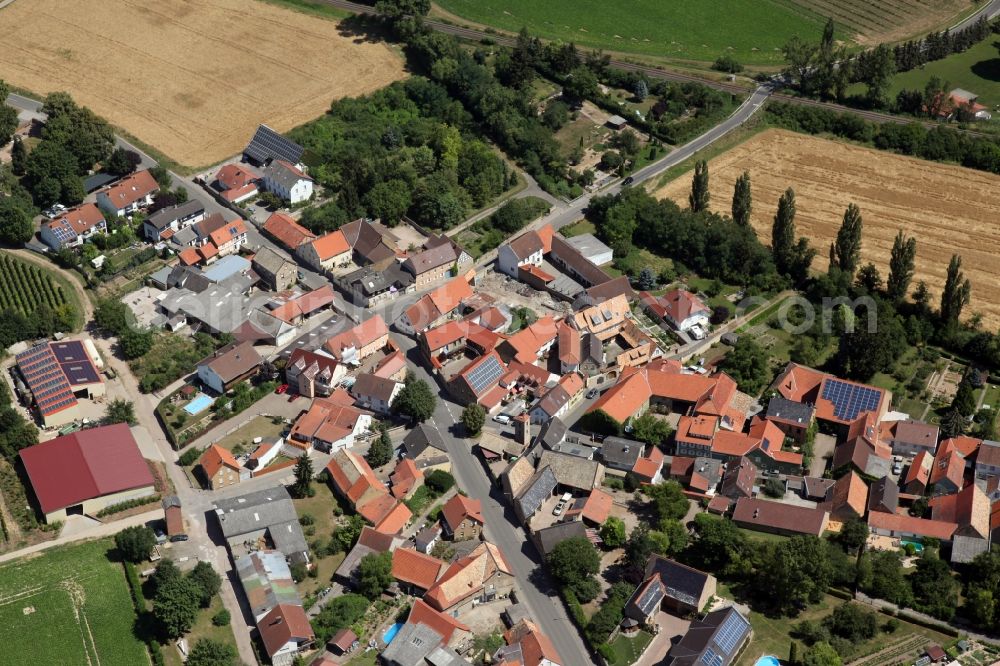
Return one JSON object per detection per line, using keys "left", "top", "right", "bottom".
{"left": 640, "top": 289, "right": 710, "bottom": 333}
{"left": 402, "top": 236, "right": 472, "bottom": 289}
{"left": 340, "top": 218, "right": 398, "bottom": 266}
{"left": 325, "top": 448, "right": 412, "bottom": 534}
{"left": 213, "top": 486, "right": 309, "bottom": 564}
{"left": 660, "top": 607, "right": 752, "bottom": 666}
{"left": 904, "top": 450, "right": 934, "bottom": 495}
{"left": 379, "top": 623, "right": 452, "bottom": 666}
{"left": 401, "top": 424, "right": 451, "bottom": 473}
{"left": 512, "top": 465, "right": 558, "bottom": 524}
{"left": 390, "top": 459, "right": 423, "bottom": 500}
{"left": 97, "top": 169, "right": 158, "bottom": 217}
{"left": 257, "top": 604, "right": 314, "bottom": 666}
{"left": 424, "top": 542, "right": 515, "bottom": 616}
{"left": 497, "top": 316, "right": 559, "bottom": 366}
{"left": 557, "top": 322, "right": 582, "bottom": 374}
{"left": 831, "top": 413, "right": 892, "bottom": 479}
{"left": 497, "top": 226, "right": 553, "bottom": 278}
{"left": 40, "top": 203, "right": 107, "bottom": 249}
{"left": 289, "top": 397, "right": 372, "bottom": 452}
{"left": 252, "top": 246, "right": 297, "bottom": 291}
{"left": 324, "top": 315, "right": 389, "bottom": 365}
{"left": 415, "top": 524, "right": 443, "bottom": 555}
{"left": 407, "top": 599, "right": 473, "bottom": 650}
{"left": 563, "top": 488, "right": 613, "bottom": 527}
{"left": 732, "top": 497, "right": 830, "bottom": 537}
{"left": 261, "top": 160, "right": 313, "bottom": 204}
{"left": 297, "top": 230, "right": 352, "bottom": 272}
{"left": 930, "top": 437, "right": 967, "bottom": 495}
{"left": 334, "top": 526, "right": 402, "bottom": 587}
{"left": 929, "top": 483, "right": 991, "bottom": 563}
{"left": 529, "top": 373, "right": 585, "bottom": 424}
{"left": 495, "top": 619, "right": 562, "bottom": 666}
{"left": 421, "top": 320, "right": 498, "bottom": 363}
{"left": 764, "top": 397, "right": 815, "bottom": 444}
{"left": 392, "top": 548, "right": 448, "bottom": 595}
{"left": 18, "top": 424, "right": 156, "bottom": 524}
{"left": 720, "top": 457, "right": 756, "bottom": 501}
{"left": 196, "top": 341, "right": 263, "bottom": 394}
{"left": 285, "top": 349, "right": 345, "bottom": 398}
{"left": 976, "top": 440, "right": 1000, "bottom": 479}
{"left": 868, "top": 476, "right": 899, "bottom": 515}
{"left": 442, "top": 494, "right": 484, "bottom": 541}
{"left": 824, "top": 471, "right": 868, "bottom": 521}
{"left": 200, "top": 444, "right": 248, "bottom": 489}
{"left": 263, "top": 212, "right": 316, "bottom": 251}
{"left": 601, "top": 437, "right": 643, "bottom": 474}
{"left": 881, "top": 419, "right": 940, "bottom": 457}
{"left": 633, "top": 555, "right": 717, "bottom": 617}
{"left": 573, "top": 276, "right": 636, "bottom": 310}
{"left": 397, "top": 273, "right": 475, "bottom": 335}
{"left": 214, "top": 163, "right": 259, "bottom": 203}
{"left": 867, "top": 512, "right": 958, "bottom": 546}
{"left": 350, "top": 373, "right": 402, "bottom": 415}
{"left": 632, "top": 446, "right": 666, "bottom": 485}
{"left": 570, "top": 294, "right": 630, "bottom": 341}
{"left": 447, "top": 351, "right": 508, "bottom": 411}
{"left": 142, "top": 201, "right": 204, "bottom": 242}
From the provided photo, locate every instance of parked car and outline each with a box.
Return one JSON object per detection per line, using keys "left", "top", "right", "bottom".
{"left": 586, "top": 389, "right": 598, "bottom": 399}
{"left": 493, "top": 414, "right": 512, "bottom": 425}
{"left": 622, "top": 176, "right": 634, "bottom": 186}
{"left": 169, "top": 534, "right": 189, "bottom": 543}
{"left": 552, "top": 501, "right": 566, "bottom": 516}
{"left": 275, "top": 383, "right": 289, "bottom": 394}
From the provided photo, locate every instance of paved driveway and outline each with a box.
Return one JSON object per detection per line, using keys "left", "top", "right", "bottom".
{"left": 637, "top": 611, "right": 691, "bottom": 666}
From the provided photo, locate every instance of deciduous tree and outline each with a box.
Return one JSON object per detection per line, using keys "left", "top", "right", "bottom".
{"left": 186, "top": 639, "right": 238, "bottom": 666}
{"left": 105, "top": 399, "right": 136, "bottom": 425}
{"left": 886, "top": 230, "right": 917, "bottom": 302}
{"left": 188, "top": 561, "right": 222, "bottom": 608}
{"left": 115, "top": 525, "right": 156, "bottom": 563}
{"left": 392, "top": 375, "right": 437, "bottom": 423}
{"left": 357, "top": 552, "right": 393, "bottom": 600}
{"left": 154, "top": 576, "right": 201, "bottom": 638}
{"left": 718, "top": 337, "right": 770, "bottom": 395}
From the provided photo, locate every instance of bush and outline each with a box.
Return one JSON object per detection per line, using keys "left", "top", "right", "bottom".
{"left": 425, "top": 469, "right": 455, "bottom": 493}
{"left": 212, "top": 609, "right": 231, "bottom": 627}
{"left": 178, "top": 446, "right": 203, "bottom": 466}
{"left": 712, "top": 55, "right": 744, "bottom": 73}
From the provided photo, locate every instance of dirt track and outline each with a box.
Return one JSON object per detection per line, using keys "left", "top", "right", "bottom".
{"left": 0, "top": 0, "right": 405, "bottom": 167}
{"left": 653, "top": 129, "right": 1000, "bottom": 327}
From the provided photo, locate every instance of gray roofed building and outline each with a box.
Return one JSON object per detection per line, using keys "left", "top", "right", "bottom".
{"left": 550, "top": 441, "right": 597, "bottom": 459}
{"left": 574, "top": 275, "right": 636, "bottom": 309}
{"left": 514, "top": 466, "right": 558, "bottom": 523}
{"left": 563, "top": 233, "right": 613, "bottom": 266}
{"left": 144, "top": 200, "right": 205, "bottom": 236}
{"left": 235, "top": 550, "right": 302, "bottom": 620}
{"left": 251, "top": 247, "right": 296, "bottom": 290}
{"left": 868, "top": 476, "right": 899, "bottom": 514}
{"left": 424, "top": 646, "right": 470, "bottom": 666}
{"left": 802, "top": 476, "right": 836, "bottom": 501}
{"left": 380, "top": 622, "right": 444, "bottom": 666}
{"left": 766, "top": 396, "right": 815, "bottom": 426}
{"left": 261, "top": 160, "right": 311, "bottom": 192}
{"left": 340, "top": 218, "right": 397, "bottom": 266}
{"left": 533, "top": 520, "right": 588, "bottom": 556}
{"left": 624, "top": 574, "right": 667, "bottom": 623}
{"left": 601, "top": 437, "right": 643, "bottom": 472}
{"left": 171, "top": 225, "right": 198, "bottom": 247}
{"left": 403, "top": 239, "right": 461, "bottom": 276}
{"left": 538, "top": 450, "right": 604, "bottom": 491}
{"left": 213, "top": 485, "right": 309, "bottom": 564}
{"left": 644, "top": 555, "right": 717, "bottom": 615}
{"left": 659, "top": 606, "right": 752, "bottom": 666}
{"left": 502, "top": 603, "right": 531, "bottom": 628}
{"left": 244, "top": 124, "right": 304, "bottom": 166}
{"left": 549, "top": 234, "right": 612, "bottom": 288}
{"left": 720, "top": 456, "right": 756, "bottom": 500}
{"left": 334, "top": 526, "right": 402, "bottom": 586}
{"left": 536, "top": 417, "right": 568, "bottom": 449}
{"left": 351, "top": 372, "right": 399, "bottom": 404}
{"left": 402, "top": 424, "right": 450, "bottom": 470}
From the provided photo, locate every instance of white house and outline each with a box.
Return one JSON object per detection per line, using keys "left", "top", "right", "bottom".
{"left": 349, "top": 373, "right": 402, "bottom": 415}
{"left": 644, "top": 289, "right": 711, "bottom": 332}
{"left": 497, "top": 227, "right": 551, "bottom": 278}
{"left": 261, "top": 160, "right": 313, "bottom": 205}
{"left": 39, "top": 203, "right": 107, "bottom": 249}
{"left": 96, "top": 169, "right": 159, "bottom": 217}
{"left": 142, "top": 201, "right": 205, "bottom": 242}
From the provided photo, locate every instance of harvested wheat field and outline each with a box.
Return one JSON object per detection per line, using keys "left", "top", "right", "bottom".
{"left": 0, "top": 0, "right": 405, "bottom": 168}
{"left": 653, "top": 129, "right": 1000, "bottom": 327}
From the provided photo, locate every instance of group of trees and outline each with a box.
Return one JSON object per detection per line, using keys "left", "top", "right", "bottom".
{"left": 366, "top": 422, "right": 394, "bottom": 468}
{"left": 392, "top": 374, "right": 437, "bottom": 423}
{"left": 0, "top": 378, "right": 37, "bottom": 461}
{"left": 892, "top": 16, "right": 994, "bottom": 73}
{"left": 146, "top": 558, "right": 223, "bottom": 640}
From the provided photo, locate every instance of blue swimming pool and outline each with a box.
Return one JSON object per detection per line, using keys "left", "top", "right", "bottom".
{"left": 383, "top": 622, "right": 405, "bottom": 645}
{"left": 184, "top": 393, "right": 213, "bottom": 415}
{"left": 754, "top": 657, "right": 781, "bottom": 666}
{"left": 902, "top": 539, "right": 924, "bottom": 552}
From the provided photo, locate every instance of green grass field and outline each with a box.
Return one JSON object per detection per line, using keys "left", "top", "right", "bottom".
{"left": 886, "top": 39, "right": 1000, "bottom": 110}
{"left": 435, "top": 0, "right": 831, "bottom": 64}
{"left": 0, "top": 540, "right": 147, "bottom": 665}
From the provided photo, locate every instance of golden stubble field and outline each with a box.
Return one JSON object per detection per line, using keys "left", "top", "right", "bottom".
{"left": 0, "top": 0, "right": 406, "bottom": 167}
{"left": 653, "top": 129, "right": 1000, "bottom": 327}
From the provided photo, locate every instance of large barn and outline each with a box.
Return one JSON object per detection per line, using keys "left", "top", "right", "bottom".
{"left": 19, "top": 424, "right": 155, "bottom": 523}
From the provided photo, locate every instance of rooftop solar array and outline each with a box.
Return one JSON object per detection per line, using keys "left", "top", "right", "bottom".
{"left": 243, "top": 124, "right": 304, "bottom": 165}
{"left": 821, "top": 378, "right": 882, "bottom": 421}
{"left": 15, "top": 344, "right": 77, "bottom": 417}
{"left": 466, "top": 354, "right": 504, "bottom": 395}
{"left": 47, "top": 220, "right": 77, "bottom": 245}
{"left": 713, "top": 610, "right": 751, "bottom": 655}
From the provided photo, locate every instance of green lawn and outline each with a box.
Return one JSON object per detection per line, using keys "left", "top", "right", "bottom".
{"left": 607, "top": 630, "right": 653, "bottom": 666}
{"left": 435, "top": 0, "right": 831, "bottom": 65}
{"left": 164, "top": 596, "right": 237, "bottom": 666}
{"left": 560, "top": 220, "right": 597, "bottom": 238}
{"left": 884, "top": 39, "right": 1000, "bottom": 111}
{"left": 0, "top": 540, "right": 148, "bottom": 665}
{"left": 293, "top": 482, "right": 351, "bottom": 599}
{"left": 211, "top": 415, "right": 286, "bottom": 455}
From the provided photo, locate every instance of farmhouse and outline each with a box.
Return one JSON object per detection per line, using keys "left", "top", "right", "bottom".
{"left": 19, "top": 423, "right": 155, "bottom": 523}
{"left": 297, "top": 230, "right": 352, "bottom": 272}
{"left": 214, "top": 485, "right": 310, "bottom": 564}
{"left": 196, "top": 341, "right": 264, "bottom": 394}
{"left": 97, "top": 169, "right": 159, "bottom": 217}
{"left": 40, "top": 203, "right": 107, "bottom": 249}
{"left": 261, "top": 160, "right": 313, "bottom": 204}
{"left": 640, "top": 289, "right": 711, "bottom": 333}
{"left": 424, "top": 541, "right": 514, "bottom": 616}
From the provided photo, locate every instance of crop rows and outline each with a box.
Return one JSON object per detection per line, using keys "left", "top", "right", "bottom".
{"left": 849, "top": 635, "right": 929, "bottom": 666}
{"left": 0, "top": 253, "right": 68, "bottom": 316}
{"left": 785, "top": 0, "right": 945, "bottom": 35}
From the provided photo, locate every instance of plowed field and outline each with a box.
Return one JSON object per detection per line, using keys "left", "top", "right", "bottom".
{"left": 0, "top": 0, "right": 405, "bottom": 167}
{"left": 653, "top": 129, "right": 1000, "bottom": 326}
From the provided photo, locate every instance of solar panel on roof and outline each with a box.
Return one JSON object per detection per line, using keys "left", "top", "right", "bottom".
{"left": 821, "top": 379, "right": 881, "bottom": 421}
{"left": 243, "top": 125, "right": 304, "bottom": 165}
{"left": 466, "top": 355, "right": 503, "bottom": 395}
{"left": 714, "top": 610, "right": 750, "bottom": 655}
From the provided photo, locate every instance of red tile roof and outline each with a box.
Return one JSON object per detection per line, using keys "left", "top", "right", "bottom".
{"left": 392, "top": 548, "right": 447, "bottom": 590}
{"left": 867, "top": 511, "right": 957, "bottom": 540}
{"left": 390, "top": 458, "right": 423, "bottom": 499}
{"left": 503, "top": 620, "right": 562, "bottom": 666}
{"left": 773, "top": 363, "right": 830, "bottom": 404}
{"left": 733, "top": 497, "right": 828, "bottom": 536}
{"left": 44, "top": 203, "right": 105, "bottom": 236}
{"left": 178, "top": 247, "right": 201, "bottom": 266}
{"left": 442, "top": 494, "right": 484, "bottom": 532}
{"left": 930, "top": 438, "right": 966, "bottom": 489}
{"left": 372, "top": 500, "right": 412, "bottom": 535}
{"left": 101, "top": 169, "right": 158, "bottom": 209}
{"left": 904, "top": 450, "right": 933, "bottom": 489}
{"left": 257, "top": 604, "right": 314, "bottom": 658}
{"left": 632, "top": 446, "right": 665, "bottom": 482}
{"left": 310, "top": 230, "right": 351, "bottom": 261}
{"left": 200, "top": 444, "right": 241, "bottom": 480}
{"left": 216, "top": 163, "right": 257, "bottom": 191}
{"left": 19, "top": 424, "right": 154, "bottom": 515}
{"left": 324, "top": 315, "right": 388, "bottom": 360}
{"left": 407, "top": 599, "right": 471, "bottom": 645}
{"left": 657, "top": 289, "right": 710, "bottom": 325}
{"left": 263, "top": 212, "right": 316, "bottom": 249}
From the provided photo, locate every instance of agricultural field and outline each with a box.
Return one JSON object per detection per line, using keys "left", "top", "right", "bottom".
{"left": 879, "top": 38, "right": 1000, "bottom": 110}
{"left": 653, "top": 129, "right": 1000, "bottom": 328}
{"left": 0, "top": 540, "right": 147, "bottom": 665}
{"left": 0, "top": 251, "right": 79, "bottom": 326}
{"left": 433, "top": 0, "right": 970, "bottom": 64}
{"left": 0, "top": 0, "right": 405, "bottom": 168}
